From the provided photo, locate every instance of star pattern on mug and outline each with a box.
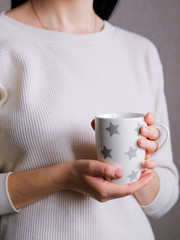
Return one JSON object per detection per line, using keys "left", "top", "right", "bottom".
{"left": 125, "top": 146, "right": 138, "bottom": 160}
{"left": 128, "top": 170, "right": 139, "bottom": 181}
{"left": 101, "top": 145, "right": 112, "bottom": 159}
{"left": 134, "top": 122, "right": 144, "bottom": 135}
{"left": 105, "top": 122, "right": 120, "bottom": 137}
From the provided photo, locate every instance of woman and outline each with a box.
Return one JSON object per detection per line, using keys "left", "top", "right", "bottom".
{"left": 0, "top": 0, "right": 179, "bottom": 239}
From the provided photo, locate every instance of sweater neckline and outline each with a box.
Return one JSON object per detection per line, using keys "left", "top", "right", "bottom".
{"left": 0, "top": 11, "right": 116, "bottom": 47}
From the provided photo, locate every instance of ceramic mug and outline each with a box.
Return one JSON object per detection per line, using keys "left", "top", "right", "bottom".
{"left": 95, "top": 112, "right": 169, "bottom": 184}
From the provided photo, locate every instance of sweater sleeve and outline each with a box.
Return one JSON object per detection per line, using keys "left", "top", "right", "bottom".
{"left": 0, "top": 50, "right": 21, "bottom": 215}
{"left": 140, "top": 43, "right": 179, "bottom": 219}
{"left": 0, "top": 172, "right": 20, "bottom": 215}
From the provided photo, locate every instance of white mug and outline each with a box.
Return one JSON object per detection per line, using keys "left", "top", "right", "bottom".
{"left": 95, "top": 112, "right": 169, "bottom": 184}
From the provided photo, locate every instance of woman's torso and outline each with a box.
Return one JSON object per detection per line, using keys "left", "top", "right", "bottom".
{"left": 0, "top": 13, "right": 155, "bottom": 239}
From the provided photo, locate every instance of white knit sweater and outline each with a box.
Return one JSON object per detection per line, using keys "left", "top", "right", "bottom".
{"left": 0, "top": 10, "right": 179, "bottom": 240}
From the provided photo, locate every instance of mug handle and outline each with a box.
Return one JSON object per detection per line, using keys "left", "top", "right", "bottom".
{"left": 146, "top": 122, "right": 169, "bottom": 158}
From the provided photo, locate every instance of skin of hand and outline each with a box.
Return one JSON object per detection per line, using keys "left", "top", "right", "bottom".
{"left": 90, "top": 112, "right": 159, "bottom": 172}
{"left": 7, "top": 113, "right": 158, "bottom": 210}
{"left": 137, "top": 112, "right": 160, "bottom": 168}
{"left": 65, "top": 159, "right": 155, "bottom": 203}
{"left": 90, "top": 112, "right": 160, "bottom": 205}
{"left": 134, "top": 112, "right": 161, "bottom": 205}
{"left": 8, "top": 158, "right": 155, "bottom": 210}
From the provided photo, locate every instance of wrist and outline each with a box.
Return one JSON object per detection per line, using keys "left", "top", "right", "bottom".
{"left": 134, "top": 169, "right": 160, "bottom": 205}
{"left": 5, "top": 162, "right": 74, "bottom": 210}
{"left": 50, "top": 161, "right": 74, "bottom": 191}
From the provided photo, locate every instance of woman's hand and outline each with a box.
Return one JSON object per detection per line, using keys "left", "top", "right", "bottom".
{"left": 137, "top": 112, "right": 160, "bottom": 170}
{"left": 91, "top": 112, "right": 159, "bottom": 171}
{"left": 90, "top": 113, "right": 159, "bottom": 204}
{"left": 134, "top": 112, "right": 161, "bottom": 205}
{"left": 66, "top": 159, "right": 155, "bottom": 203}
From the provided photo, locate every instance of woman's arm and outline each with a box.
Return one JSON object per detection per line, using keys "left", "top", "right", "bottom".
{"left": 134, "top": 43, "right": 179, "bottom": 218}
{"left": 1, "top": 159, "right": 155, "bottom": 215}
{"left": 6, "top": 161, "right": 71, "bottom": 210}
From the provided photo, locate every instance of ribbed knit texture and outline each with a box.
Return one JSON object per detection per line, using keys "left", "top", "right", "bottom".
{"left": 0, "top": 10, "right": 179, "bottom": 240}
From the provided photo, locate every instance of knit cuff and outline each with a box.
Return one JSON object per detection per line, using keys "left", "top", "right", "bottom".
{"left": 0, "top": 172, "right": 21, "bottom": 215}
{"left": 140, "top": 167, "right": 175, "bottom": 219}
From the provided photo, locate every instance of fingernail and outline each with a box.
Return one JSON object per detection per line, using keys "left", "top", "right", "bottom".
{"left": 148, "top": 113, "right": 153, "bottom": 121}
{"left": 142, "top": 127, "right": 149, "bottom": 134}
{"left": 114, "top": 168, "right": 122, "bottom": 178}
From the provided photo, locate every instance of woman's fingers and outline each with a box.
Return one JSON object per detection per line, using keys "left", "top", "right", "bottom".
{"left": 74, "top": 160, "right": 155, "bottom": 203}
{"left": 84, "top": 160, "right": 124, "bottom": 179}
{"left": 137, "top": 138, "right": 158, "bottom": 153}
{"left": 145, "top": 112, "right": 156, "bottom": 126}
{"left": 104, "top": 171, "right": 155, "bottom": 199}
{"left": 140, "top": 126, "right": 160, "bottom": 140}
{"left": 144, "top": 159, "right": 157, "bottom": 169}
{"left": 126, "top": 171, "right": 155, "bottom": 194}
{"left": 140, "top": 169, "right": 152, "bottom": 177}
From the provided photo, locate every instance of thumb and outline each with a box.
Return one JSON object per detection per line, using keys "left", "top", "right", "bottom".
{"left": 85, "top": 160, "right": 123, "bottom": 179}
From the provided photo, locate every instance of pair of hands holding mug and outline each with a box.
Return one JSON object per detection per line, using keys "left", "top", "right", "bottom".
{"left": 67, "top": 112, "right": 159, "bottom": 203}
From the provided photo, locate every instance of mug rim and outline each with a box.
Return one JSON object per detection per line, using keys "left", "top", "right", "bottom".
{"left": 95, "top": 112, "right": 146, "bottom": 120}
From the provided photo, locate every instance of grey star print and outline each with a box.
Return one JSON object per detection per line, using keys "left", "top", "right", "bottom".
{"left": 105, "top": 122, "right": 120, "bottom": 137}
{"left": 125, "top": 146, "right": 138, "bottom": 160}
{"left": 101, "top": 145, "right": 112, "bottom": 159}
{"left": 134, "top": 122, "right": 144, "bottom": 135}
{"left": 128, "top": 170, "right": 138, "bottom": 181}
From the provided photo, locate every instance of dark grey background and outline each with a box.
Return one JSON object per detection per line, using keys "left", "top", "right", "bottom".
{"left": 0, "top": 0, "right": 179, "bottom": 239}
